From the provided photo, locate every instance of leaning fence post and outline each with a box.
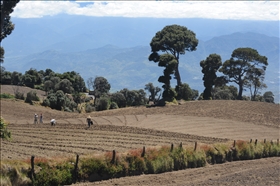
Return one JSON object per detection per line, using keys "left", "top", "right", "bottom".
{"left": 111, "top": 150, "right": 116, "bottom": 164}
{"left": 29, "top": 155, "right": 35, "bottom": 181}
{"left": 255, "top": 139, "right": 258, "bottom": 145}
{"left": 194, "top": 142, "right": 197, "bottom": 151}
{"left": 141, "top": 146, "right": 145, "bottom": 157}
{"left": 73, "top": 154, "right": 79, "bottom": 183}
{"left": 170, "top": 143, "right": 174, "bottom": 152}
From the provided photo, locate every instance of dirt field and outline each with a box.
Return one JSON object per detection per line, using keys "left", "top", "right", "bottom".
{"left": 1, "top": 85, "right": 280, "bottom": 185}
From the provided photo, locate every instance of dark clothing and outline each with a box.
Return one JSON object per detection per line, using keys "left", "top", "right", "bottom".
{"left": 87, "top": 118, "right": 91, "bottom": 127}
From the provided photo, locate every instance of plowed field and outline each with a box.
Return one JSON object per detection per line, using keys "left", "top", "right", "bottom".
{"left": 1, "top": 85, "right": 280, "bottom": 185}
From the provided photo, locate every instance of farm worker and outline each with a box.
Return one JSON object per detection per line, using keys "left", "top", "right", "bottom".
{"left": 50, "top": 119, "right": 56, "bottom": 126}
{"left": 40, "top": 113, "right": 43, "bottom": 123}
{"left": 86, "top": 116, "right": 92, "bottom": 127}
{"left": 34, "top": 113, "right": 38, "bottom": 124}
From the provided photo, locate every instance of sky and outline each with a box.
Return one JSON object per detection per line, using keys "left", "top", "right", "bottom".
{"left": 11, "top": 1, "right": 279, "bottom": 21}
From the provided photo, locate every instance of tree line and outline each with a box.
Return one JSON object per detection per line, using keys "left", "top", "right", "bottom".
{"left": 0, "top": 67, "right": 159, "bottom": 112}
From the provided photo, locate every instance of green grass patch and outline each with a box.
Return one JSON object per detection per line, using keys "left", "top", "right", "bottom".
{"left": 0, "top": 93, "right": 14, "bottom": 99}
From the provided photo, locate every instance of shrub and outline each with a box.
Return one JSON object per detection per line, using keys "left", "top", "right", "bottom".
{"left": 185, "top": 148, "right": 206, "bottom": 168}
{"left": 145, "top": 146, "right": 174, "bottom": 174}
{"left": 213, "top": 143, "right": 230, "bottom": 163}
{"left": 0, "top": 166, "right": 31, "bottom": 186}
{"left": 170, "top": 147, "right": 188, "bottom": 170}
{"left": 269, "top": 142, "right": 280, "bottom": 156}
{"left": 0, "top": 117, "right": 11, "bottom": 140}
{"left": 109, "top": 102, "right": 119, "bottom": 109}
{"left": 42, "top": 98, "right": 50, "bottom": 107}
{"left": 85, "top": 103, "right": 95, "bottom": 113}
{"left": 25, "top": 91, "right": 40, "bottom": 104}
{"left": 15, "top": 91, "right": 25, "bottom": 100}
{"left": 125, "top": 149, "right": 146, "bottom": 175}
{"left": 33, "top": 162, "right": 73, "bottom": 186}
{"left": 95, "top": 97, "right": 110, "bottom": 111}
{"left": 200, "top": 144, "right": 217, "bottom": 164}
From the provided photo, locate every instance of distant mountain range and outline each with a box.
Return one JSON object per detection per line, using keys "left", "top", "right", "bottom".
{"left": 1, "top": 16, "right": 279, "bottom": 102}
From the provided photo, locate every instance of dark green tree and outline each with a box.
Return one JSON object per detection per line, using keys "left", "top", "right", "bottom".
{"left": 212, "top": 85, "right": 238, "bottom": 100}
{"left": 54, "top": 79, "right": 74, "bottom": 94}
{"left": 59, "top": 71, "right": 86, "bottom": 92}
{"left": 149, "top": 24, "right": 198, "bottom": 96}
{"left": 200, "top": 54, "right": 222, "bottom": 100}
{"left": 25, "top": 90, "right": 40, "bottom": 104}
{"left": 144, "top": 82, "right": 161, "bottom": 104}
{"left": 11, "top": 71, "right": 22, "bottom": 85}
{"left": 177, "top": 83, "right": 198, "bottom": 101}
{"left": 119, "top": 88, "right": 147, "bottom": 107}
{"left": 156, "top": 54, "right": 178, "bottom": 101}
{"left": 91, "top": 76, "right": 111, "bottom": 106}
{"left": 0, "top": 68, "right": 11, "bottom": 84}
{"left": 1, "top": 0, "right": 20, "bottom": 63}
{"left": 263, "top": 91, "right": 274, "bottom": 103}
{"left": 244, "top": 68, "right": 267, "bottom": 101}
{"left": 219, "top": 48, "right": 268, "bottom": 100}
{"left": 22, "top": 68, "right": 42, "bottom": 88}
{"left": 110, "top": 92, "right": 126, "bottom": 108}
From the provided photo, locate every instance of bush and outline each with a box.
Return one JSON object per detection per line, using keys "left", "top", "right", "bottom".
{"left": 95, "top": 97, "right": 110, "bottom": 111}
{"left": 170, "top": 147, "right": 188, "bottom": 170}
{"left": 109, "top": 102, "right": 119, "bottom": 109}
{"left": 145, "top": 147, "right": 174, "bottom": 174}
{"left": 125, "top": 149, "right": 146, "bottom": 175}
{"left": 0, "top": 117, "right": 11, "bottom": 140}
{"left": 33, "top": 162, "right": 73, "bottom": 186}
{"left": 42, "top": 98, "right": 50, "bottom": 107}
{"left": 25, "top": 91, "right": 40, "bottom": 104}
{"left": 15, "top": 91, "right": 25, "bottom": 100}
{"left": 85, "top": 103, "right": 95, "bottom": 113}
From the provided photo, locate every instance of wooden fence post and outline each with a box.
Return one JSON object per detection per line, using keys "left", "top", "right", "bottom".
{"left": 264, "top": 139, "right": 266, "bottom": 143}
{"left": 255, "top": 139, "right": 258, "bottom": 145}
{"left": 141, "top": 146, "right": 145, "bottom": 157}
{"left": 170, "top": 143, "right": 174, "bottom": 152}
{"left": 29, "top": 155, "right": 35, "bottom": 181}
{"left": 271, "top": 140, "right": 273, "bottom": 145}
{"left": 179, "top": 142, "right": 182, "bottom": 148}
{"left": 250, "top": 139, "right": 252, "bottom": 143}
{"left": 73, "top": 154, "right": 79, "bottom": 183}
{"left": 194, "top": 142, "right": 197, "bottom": 151}
{"left": 233, "top": 140, "right": 236, "bottom": 147}
{"left": 111, "top": 150, "right": 116, "bottom": 164}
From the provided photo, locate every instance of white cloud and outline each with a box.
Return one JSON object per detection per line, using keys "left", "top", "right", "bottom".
{"left": 11, "top": 1, "right": 279, "bottom": 20}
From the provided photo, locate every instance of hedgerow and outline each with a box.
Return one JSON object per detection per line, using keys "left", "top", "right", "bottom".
{"left": 2, "top": 140, "right": 280, "bottom": 186}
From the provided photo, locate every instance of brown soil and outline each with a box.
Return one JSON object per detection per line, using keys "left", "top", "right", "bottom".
{"left": 1, "top": 85, "right": 279, "bottom": 185}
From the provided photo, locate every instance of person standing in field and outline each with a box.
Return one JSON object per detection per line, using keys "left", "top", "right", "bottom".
{"left": 40, "top": 113, "right": 43, "bottom": 123}
{"left": 34, "top": 113, "right": 38, "bottom": 124}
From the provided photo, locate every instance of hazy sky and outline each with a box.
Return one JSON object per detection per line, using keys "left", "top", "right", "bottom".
{"left": 12, "top": 1, "right": 279, "bottom": 21}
